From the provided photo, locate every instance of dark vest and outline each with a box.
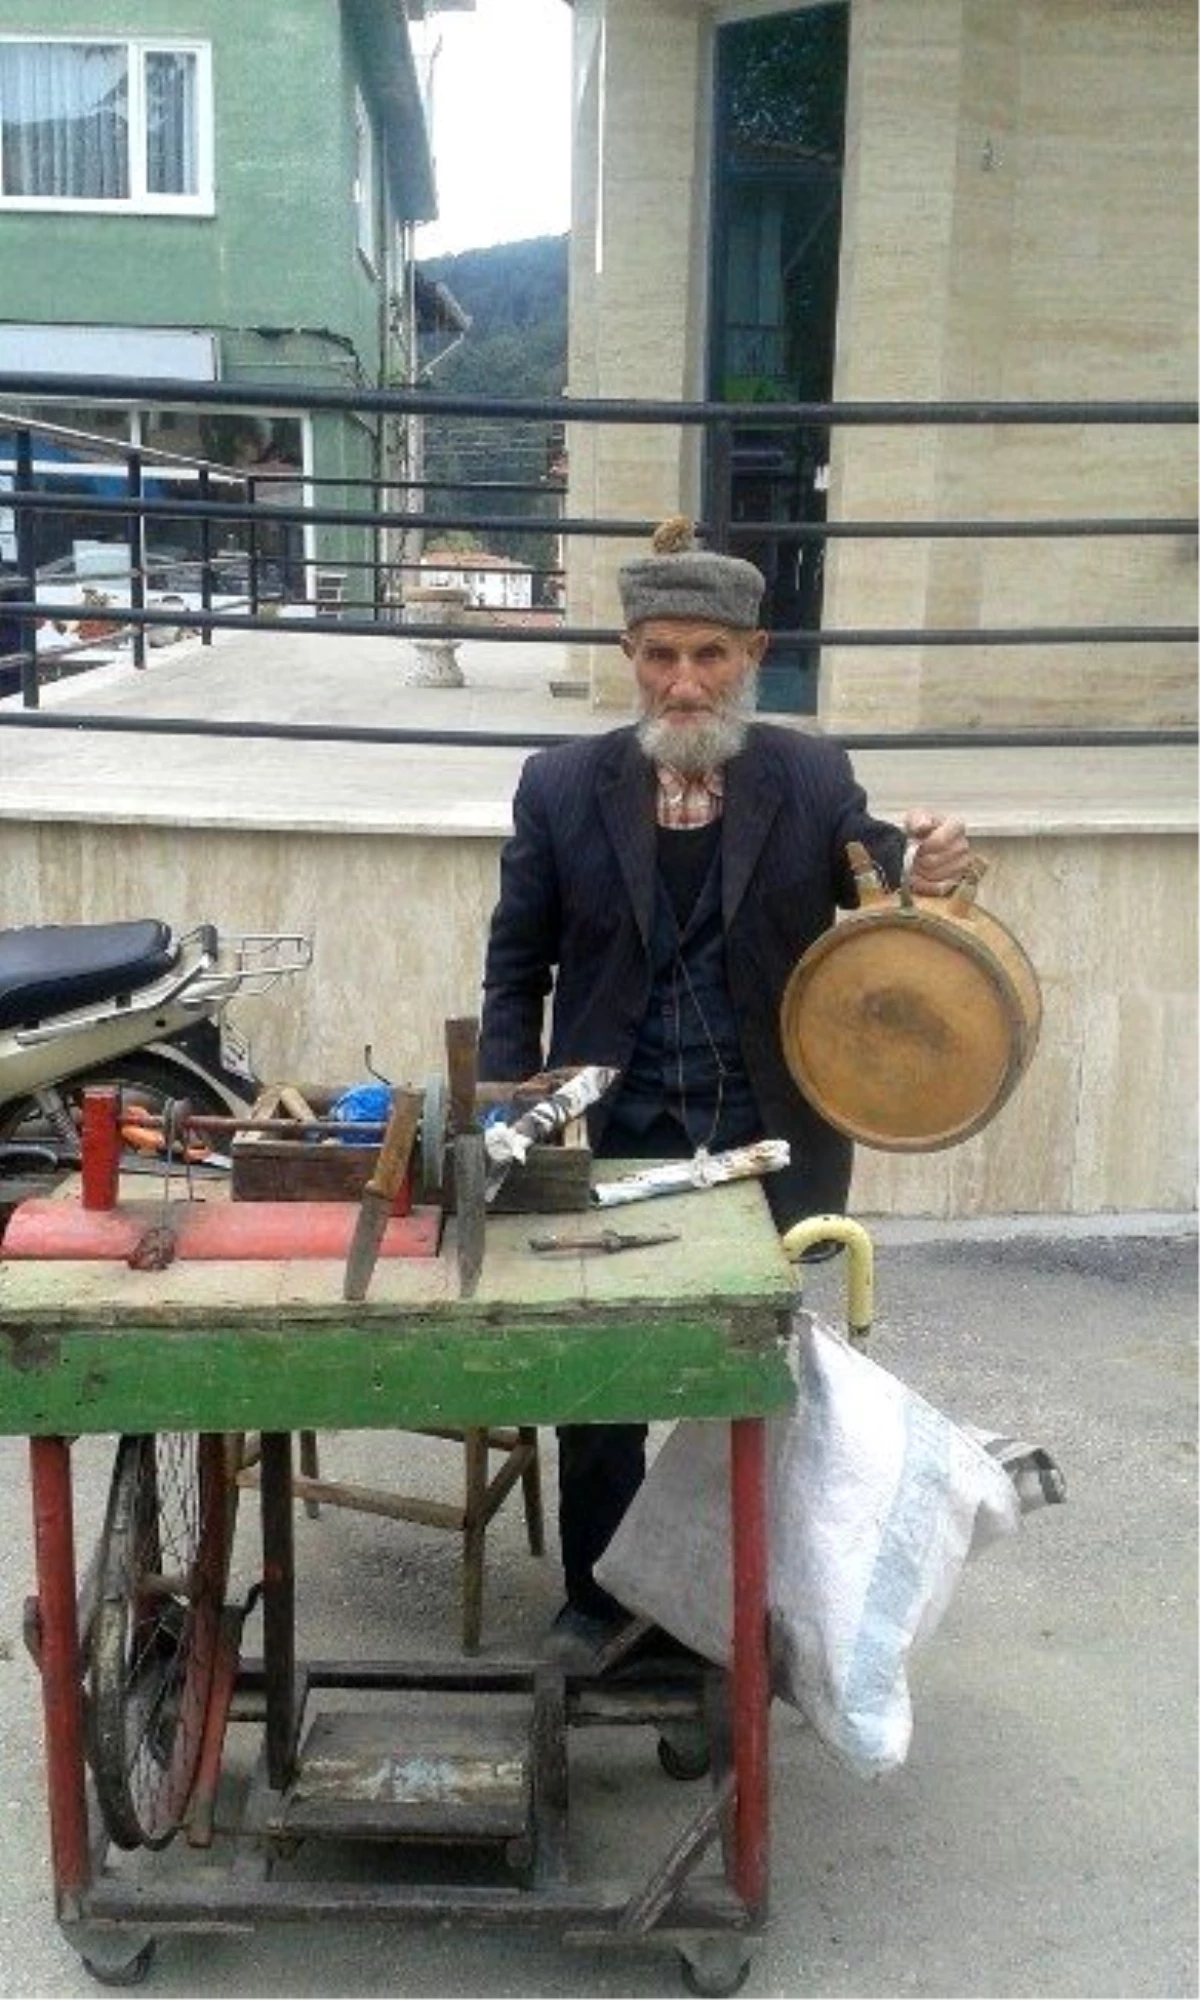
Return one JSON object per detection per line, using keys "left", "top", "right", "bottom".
{"left": 606, "top": 826, "right": 760, "bottom": 1152}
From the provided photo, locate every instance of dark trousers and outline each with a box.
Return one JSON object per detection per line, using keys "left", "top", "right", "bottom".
{"left": 557, "top": 1112, "right": 691, "bottom": 1617}
{"left": 556, "top": 1420, "right": 649, "bottom": 1618}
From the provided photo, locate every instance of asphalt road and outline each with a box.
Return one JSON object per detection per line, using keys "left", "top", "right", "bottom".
{"left": 0, "top": 1222, "right": 1195, "bottom": 2000}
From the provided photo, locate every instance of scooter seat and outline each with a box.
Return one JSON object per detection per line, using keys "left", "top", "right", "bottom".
{"left": 0, "top": 920, "right": 178, "bottom": 1030}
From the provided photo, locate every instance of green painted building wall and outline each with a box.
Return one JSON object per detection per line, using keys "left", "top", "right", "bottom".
{"left": 0, "top": 0, "right": 386, "bottom": 387}
{"left": 0, "top": 0, "right": 433, "bottom": 596}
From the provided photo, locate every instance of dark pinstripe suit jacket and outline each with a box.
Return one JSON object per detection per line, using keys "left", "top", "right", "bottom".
{"left": 479, "top": 723, "right": 904, "bottom": 1226}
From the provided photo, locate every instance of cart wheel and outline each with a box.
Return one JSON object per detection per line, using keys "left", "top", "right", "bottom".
{"left": 88, "top": 1433, "right": 234, "bottom": 1849}
{"left": 80, "top": 1940, "right": 157, "bottom": 1986}
{"left": 678, "top": 1942, "right": 753, "bottom": 1997}
{"left": 657, "top": 1720, "right": 711, "bottom": 1782}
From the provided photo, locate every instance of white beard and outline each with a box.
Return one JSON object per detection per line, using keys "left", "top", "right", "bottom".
{"left": 636, "top": 674, "right": 757, "bottom": 777}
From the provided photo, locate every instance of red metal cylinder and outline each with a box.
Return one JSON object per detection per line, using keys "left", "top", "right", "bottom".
{"left": 80, "top": 1085, "right": 121, "bottom": 1210}
{"left": 730, "top": 1416, "right": 770, "bottom": 1916}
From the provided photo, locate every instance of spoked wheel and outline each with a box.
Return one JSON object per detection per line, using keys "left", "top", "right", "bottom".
{"left": 87, "top": 1432, "right": 236, "bottom": 1850}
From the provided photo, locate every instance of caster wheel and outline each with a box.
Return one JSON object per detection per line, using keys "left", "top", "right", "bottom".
{"left": 657, "top": 1723, "right": 711, "bottom": 1781}
{"left": 679, "top": 1945, "right": 752, "bottom": 1996}
{"left": 81, "top": 1941, "right": 157, "bottom": 1987}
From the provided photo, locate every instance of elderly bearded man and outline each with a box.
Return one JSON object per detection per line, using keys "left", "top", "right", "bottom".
{"left": 478, "top": 521, "right": 970, "bottom": 1664}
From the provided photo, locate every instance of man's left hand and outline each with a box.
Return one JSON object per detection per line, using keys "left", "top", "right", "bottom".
{"left": 903, "top": 808, "right": 971, "bottom": 895}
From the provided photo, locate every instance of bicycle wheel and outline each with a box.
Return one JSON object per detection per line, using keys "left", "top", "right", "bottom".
{"left": 88, "top": 1433, "right": 234, "bottom": 1850}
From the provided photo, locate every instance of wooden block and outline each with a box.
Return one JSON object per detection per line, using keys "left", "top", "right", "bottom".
{"left": 440, "top": 1142, "right": 592, "bottom": 1214}
{"left": 231, "top": 1136, "right": 379, "bottom": 1204}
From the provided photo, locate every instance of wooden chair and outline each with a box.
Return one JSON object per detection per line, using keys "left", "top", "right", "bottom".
{"left": 236, "top": 1425, "right": 544, "bottom": 1654}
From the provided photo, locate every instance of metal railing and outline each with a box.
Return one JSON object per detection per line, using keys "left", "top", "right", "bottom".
{"left": 0, "top": 372, "right": 1195, "bottom": 749}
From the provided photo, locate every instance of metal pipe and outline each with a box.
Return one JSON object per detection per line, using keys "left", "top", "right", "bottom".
{"left": 7, "top": 487, "right": 1193, "bottom": 541}
{"left": 730, "top": 1417, "right": 770, "bottom": 1917}
{"left": 3, "top": 598, "right": 1192, "bottom": 651}
{"left": 28, "top": 1438, "right": 91, "bottom": 1913}
{"left": 131, "top": 1114, "right": 392, "bottom": 1135}
{"left": 2, "top": 489, "right": 664, "bottom": 534}
{"left": 0, "top": 710, "right": 1192, "bottom": 750}
{"left": 1, "top": 370, "right": 1195, "bottom": 424}
{"left": 13, "top": 428, "right": 38, "bottom": 708}
{"left": 198, "top": 464, "right": 214, "bottom": 647}
{"left": 126, "top": 451, "right": 145, "bottom": 670}
{"left": 781, "top": 1215, "right": 875, "bottom": 1342}
{"left": 259, "top": 1433, "right": 297, "bottom": 1792}
{"left": 247, "top": 475, "right": 259, "bottom": 619}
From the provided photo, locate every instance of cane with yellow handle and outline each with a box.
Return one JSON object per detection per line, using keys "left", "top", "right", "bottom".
{"left": 780, "top": 1214, "right": 875, "bottom": 1347}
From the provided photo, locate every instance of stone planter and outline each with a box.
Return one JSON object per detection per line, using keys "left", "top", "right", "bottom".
{"left": 400, "top": 586, "right": 471, "bottom": 686}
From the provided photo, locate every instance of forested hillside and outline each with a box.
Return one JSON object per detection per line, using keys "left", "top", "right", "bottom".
{"left": 416, "top": 235, "right": 567, "bottom": 581}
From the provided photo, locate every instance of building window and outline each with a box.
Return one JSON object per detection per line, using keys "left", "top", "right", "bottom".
{"left": 0, "top": 38, "right": 213, "bottom": 214}
{"left": 354, "top": 88, "right": 377, "bottom": 267}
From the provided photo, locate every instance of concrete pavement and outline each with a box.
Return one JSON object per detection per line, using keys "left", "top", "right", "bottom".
{"left": 0, "top": 625, "right": 1194, "bottom": 838}
{"left": 0, "top": 1219, "right": 1194, "bottom": 2000}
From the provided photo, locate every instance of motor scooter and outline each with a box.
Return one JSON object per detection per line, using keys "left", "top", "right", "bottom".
{"left": 0, "top": 918, "right": 311, "bottom": 1194}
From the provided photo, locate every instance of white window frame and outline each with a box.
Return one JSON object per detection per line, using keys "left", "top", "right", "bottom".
{"left": 354, "top": 86, "right": 377, "bottom": 270}
{"left": 0, "top": 35, "right": 214, "bottom": 216}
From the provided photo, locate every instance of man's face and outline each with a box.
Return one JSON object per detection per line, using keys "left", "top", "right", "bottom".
{"left": 624, "top": 619, "right": 767, "bottom": 775}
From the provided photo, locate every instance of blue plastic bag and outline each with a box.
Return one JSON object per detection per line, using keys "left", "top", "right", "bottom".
{"left": 328, "top": 1082, "right": 391, "bottom": 1146}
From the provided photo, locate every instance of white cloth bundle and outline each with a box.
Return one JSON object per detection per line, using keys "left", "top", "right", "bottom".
{"left": 482, "top": 1064, "right": 617, "bottom": 1198}
{"left": 591, "top": 1139, "right": 790, "bottom": 1209}
{"left": 596, "top": 1315, "right": 1059, "bottom": 1778}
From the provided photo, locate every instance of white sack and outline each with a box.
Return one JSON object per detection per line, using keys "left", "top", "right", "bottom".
{"left": 595, "top": 1315, "right": 1022, "bottom": 1779}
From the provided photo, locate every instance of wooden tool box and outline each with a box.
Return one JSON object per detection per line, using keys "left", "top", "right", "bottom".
{"left": 230, "top": 1080, "right": 593, "bottom": 1212}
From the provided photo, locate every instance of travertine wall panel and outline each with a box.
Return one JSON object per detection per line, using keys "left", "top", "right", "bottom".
{"left": 3, "top": 823, "right": 500, "bottom": 1093}
{"left": 2, "top": 818, "right": 1193, "bottom": 1217}
{"left": 848, "top": 831, "right": 1197, "bottom": 1214}
{"left": 567, "top": 0, "right": 705, "bottom": 699}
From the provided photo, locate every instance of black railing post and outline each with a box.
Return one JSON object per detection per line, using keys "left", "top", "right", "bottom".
{"left": 247, "top": 475, "right": 259, "bottom": 618}
{"left": 126, "top": 451, "right": 145, "bottom": 670}
{"left": 14, "top": 427, "right": 38, "bottom": 707}
{"left": 706, "top": 418, "right": 734, "bottom": 554}
{"left": 198, "top": 465, "right": 213, "bottom": 646}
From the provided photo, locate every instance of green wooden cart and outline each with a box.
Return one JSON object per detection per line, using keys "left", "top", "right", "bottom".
{"left": 0, "top": 1172, "right": 803, "bottom": 1995}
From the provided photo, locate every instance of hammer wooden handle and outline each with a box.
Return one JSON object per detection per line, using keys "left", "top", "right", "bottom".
{"left": 364, "top": 1088, "right": 422, "bottom": 1201}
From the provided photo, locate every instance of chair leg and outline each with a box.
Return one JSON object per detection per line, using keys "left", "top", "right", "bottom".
{"left": 299, "top": 1430, "right": 321, "bottom": 1518}
{"left": 461, "top": 1428, "right": 489, "bottom": 1655}
{"left": 518, "top": 1427, "right": 545, "bottom": 1556}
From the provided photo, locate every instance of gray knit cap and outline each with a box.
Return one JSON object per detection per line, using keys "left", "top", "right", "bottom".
{"left": 618, "top": 516, "right": 765, "bottom": 631}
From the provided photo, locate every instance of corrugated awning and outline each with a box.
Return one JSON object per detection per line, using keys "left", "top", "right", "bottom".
{"left": 413, "top": 272, "right": 471, "bottom": 335}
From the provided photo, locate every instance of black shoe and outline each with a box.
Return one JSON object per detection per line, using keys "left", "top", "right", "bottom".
{"left": 542, "top": 1603, "right": 624, "bottom": 1670}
